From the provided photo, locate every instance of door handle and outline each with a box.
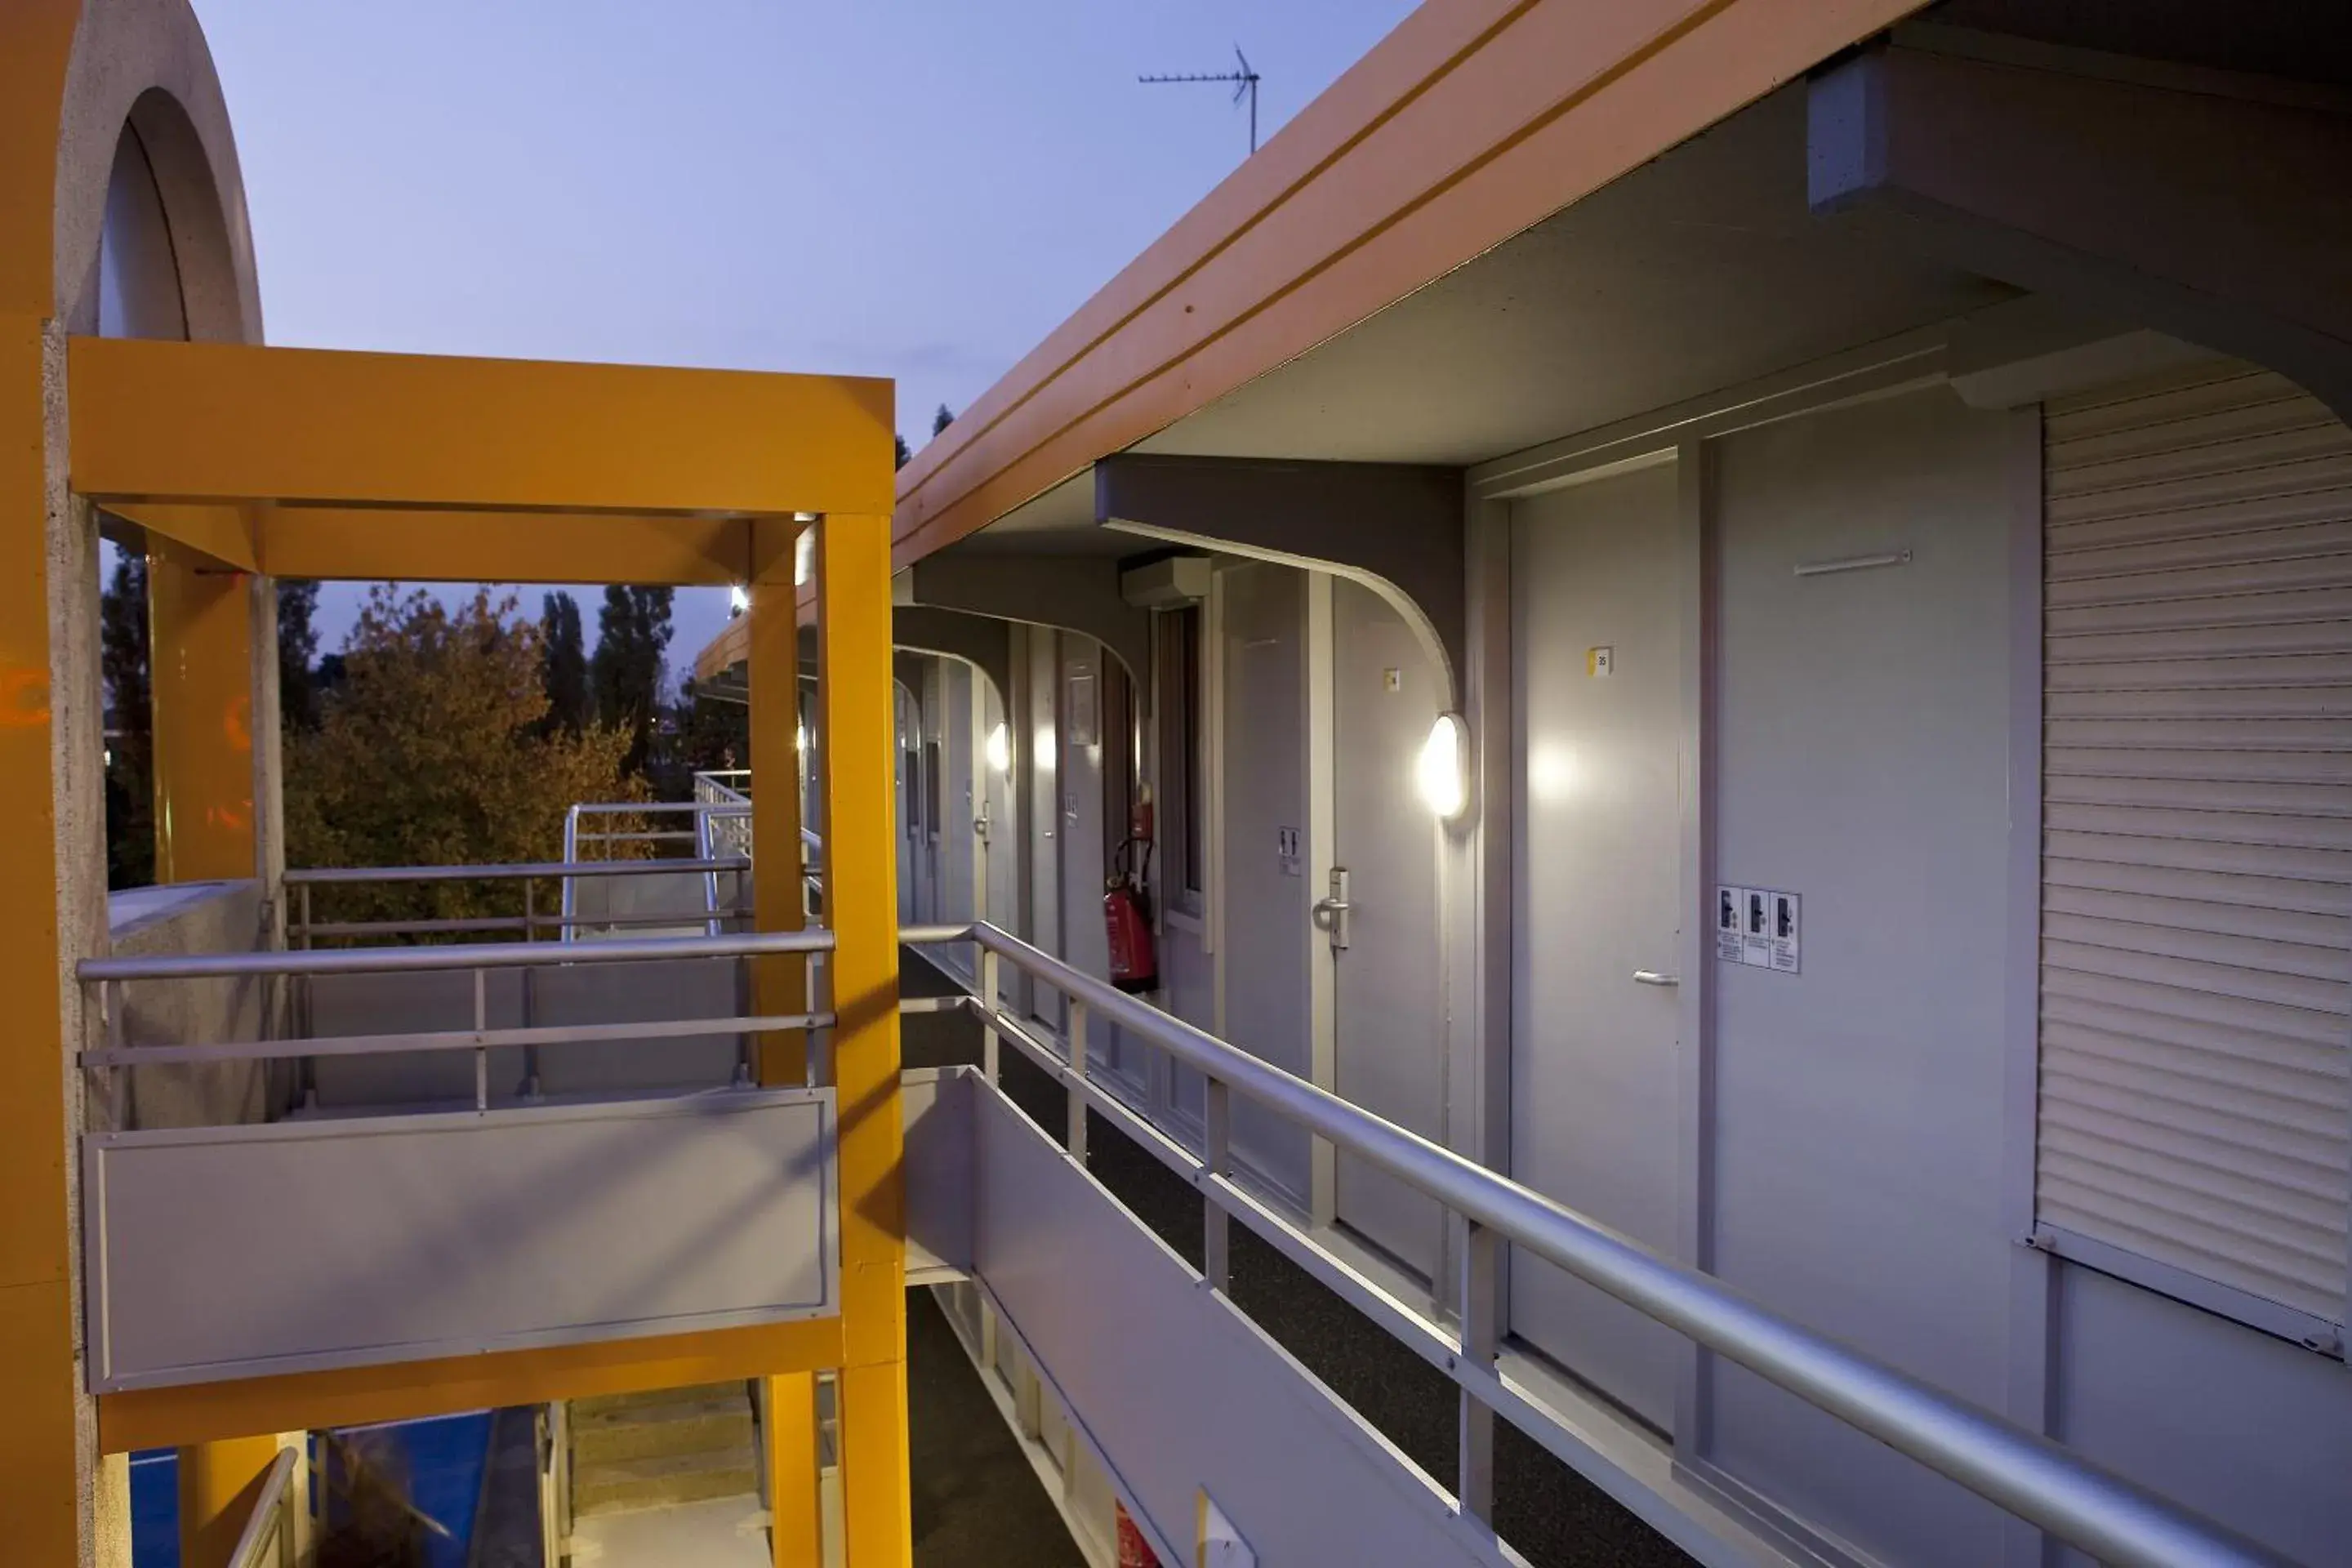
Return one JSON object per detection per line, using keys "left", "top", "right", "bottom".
{"left": 1633, "top": 970, "right": 1681, "bottom": 987}
{"left": 1311, "top": 866, "right": 1352, "bottom": 951}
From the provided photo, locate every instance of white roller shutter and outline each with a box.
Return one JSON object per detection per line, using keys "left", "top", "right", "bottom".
{"left": 2040, "top": 359, "right": 2351, "bottom": 1330}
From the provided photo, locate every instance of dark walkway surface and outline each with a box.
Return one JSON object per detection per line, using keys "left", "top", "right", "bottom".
{"left": 908, "top": 1285, "right": 1087, "bottom": 1568}
{"left": 895, "top": 933, "right": 1690, "bottom": 1568}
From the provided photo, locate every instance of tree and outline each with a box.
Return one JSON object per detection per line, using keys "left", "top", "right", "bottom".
{"left": 539, "top": 590, "right": 590, "bottom": 733}
{"left": 673, "top": 675, "right": 750, "bottom": 778}
{"left": 285, "top": 586, "right": 644, "bottom": 928}
{"left": 100, "top": 552, "right": 153, "bottom": 889}
{"left": 895, "top": 434, "right": 911, "bottom": 470}
{"left": 931, "top": 403, "right": 956, "bottom": 437}
{"left": 277, "top": 578, "right": 322, "bottom": 733}
{"left": 590, "top": 585, "right": 672, "bottom": 777}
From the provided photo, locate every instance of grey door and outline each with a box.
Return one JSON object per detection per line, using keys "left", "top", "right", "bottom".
{"left": 1330, "top": 578, "right": 1446, "bottom": 1277}
{"left": 1509, "top": 458, "right": 1686, "bottom": 1431}
{"left": 1219, "top": 562, "right": 1313, "bottom": 1206}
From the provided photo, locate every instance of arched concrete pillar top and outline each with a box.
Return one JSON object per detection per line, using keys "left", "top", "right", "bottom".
{"left": 893, "top": 606, "right": 1013, "bottom": 720}
{"left": 2, "top": 0, "right": 261, "bottom": 339}
{"left": 900, "top": 554, "right": 1150, "bottom": 689}
{"left": 1094, "top": 452, "right": 1463, "bottom": 707}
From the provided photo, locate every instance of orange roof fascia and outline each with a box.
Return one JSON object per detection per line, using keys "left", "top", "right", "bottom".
{"left": 890, "top": 0, "right": 1928, "bottom": 568}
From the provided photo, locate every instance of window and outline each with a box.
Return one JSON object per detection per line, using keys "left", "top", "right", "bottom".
{"left": 1156, "top": 604, "right": 1207, "bottom": 907}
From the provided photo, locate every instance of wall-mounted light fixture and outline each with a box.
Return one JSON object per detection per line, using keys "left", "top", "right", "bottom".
{"left": 985, "top": 722, "right": 1012, "bottom": 774}
{"left": 794, "top": 530, "right": 815, "bottom": 587}
{"left": 1417, "top": 712, "right": 1468, "bottom": 819}
{"left": 728, "top": 585, "right": 750, "bottom": 615}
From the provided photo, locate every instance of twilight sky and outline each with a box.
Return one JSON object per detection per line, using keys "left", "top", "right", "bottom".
{"left": 186, "top": 0, "right": 1420, "bottom": 678}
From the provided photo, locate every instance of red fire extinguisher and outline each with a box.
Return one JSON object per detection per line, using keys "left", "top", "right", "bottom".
{"left": 1105, "top": 800, "right": 1159, "bottom": 995}
{"left": 1115, "top": 1503, "right": 1161, "bottom": 1567}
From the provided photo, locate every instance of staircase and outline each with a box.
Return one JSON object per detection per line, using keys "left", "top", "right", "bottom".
{"left": 568, "top": 1383, "right": 760, "bottom": 1517}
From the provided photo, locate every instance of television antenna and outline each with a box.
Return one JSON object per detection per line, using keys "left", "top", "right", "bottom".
{"left": 1139, "top": 46, "right": 1262, "bottom": 154}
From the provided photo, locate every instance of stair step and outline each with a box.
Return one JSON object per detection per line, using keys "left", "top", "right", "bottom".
{"left": 571, "top": 1380, "right": 745, "bottom": 1419}
{"left": 571, "top": 1447, "right": 758, "bottom": 1516}
{"left": 572, "top": 1402, "right": 755, "bottom": 1465}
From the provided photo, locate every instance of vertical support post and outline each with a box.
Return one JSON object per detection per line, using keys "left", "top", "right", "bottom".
{"left": 751, "top": 519, "right": 809, "bottom": 1087}
{"left": 979, "top": 957, "right": 1000, "bottom": 1087}
{"left": 816, "top": 511, "right": 911, "bottom": 1568}
{"left": 1204, "top": 1076, "right": 1232, "bottom": 1293}
{"left": 764, "top": 1370, "right": 823, "bottom": 1568}
{"left": 1067, "top": 999, "right": 1089, "bottom": 1161}
{"left": 179, "top": 1434, "right": 279, "bottom": 1568}
{"left": 148, "top": 537, "right": 258, "bottom": 884}
{"left": 105, "top": 979, "right": 128, "bottom": 1130}
{"left": 472, "top": 968, "right": 489, "bottom": 1111}
{"left": 1455, "top": 1216, "right": 1499, "bottom": 1526}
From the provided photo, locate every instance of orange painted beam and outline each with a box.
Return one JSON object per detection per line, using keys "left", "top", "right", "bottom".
{"left": 68, "top": 336, "right": 895, "bottom": 519}
{"left": 104, "top": 503, "right": 258, "bottom": 573}
{"left": 889, "top": 0, "right": 1927, "bottom": 564}
{"left": 262, "top": 505, "right": 754, "bottom": 586}
{"left": 99, "top": 1314, "right": 844, "bottom": 1455}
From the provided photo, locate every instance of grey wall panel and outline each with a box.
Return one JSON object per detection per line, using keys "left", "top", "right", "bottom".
{"left": 902, "top": 1068, "right": 973, "bottom": 1278}
{"left": 2051, "top": 1263, "right": 2351, "bottom": 1566}
{"left": 305, "top": 957, "right": 744, "bottom": 1107}
{"left": 87, "top": 1089, "right": 835, "bottom": 1390}
{"left": 971, "top": 1083, "right": 1502, "bottom": 1568}
{"left": 526, "top": 956, "right": 742, "bottom": 1095}
{"left": 306, "top": 968, "right": 527, "bottom": 1107}
{"left": 1707, "top": 386, "right": 2016, "bottom": 1566}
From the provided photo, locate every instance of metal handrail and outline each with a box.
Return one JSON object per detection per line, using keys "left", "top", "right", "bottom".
{"left": 80, "top": 927, "right": 833, "bottom": 983}
{"left": 910, "top": 920, "right": 2281, "bottom": 1568}
{"left": 225, "top": 1446, "right": 296, "bottom": 1568}
{"left": 283, "top": 858, "right": 746, "bottom": 885}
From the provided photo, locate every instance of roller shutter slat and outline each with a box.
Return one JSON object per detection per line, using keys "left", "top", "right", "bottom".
{"left": 2042, "top": 883, "right": 2350, "bottom": 948}
{"left": 2038, "top": 362, "right": 2351, "bottom": 1325}
{"left": 2042, "top": 855, "right": 2352, "bottom": 917}
{"left": 2044, "top": 773, "right": 2352, "bottom": 817}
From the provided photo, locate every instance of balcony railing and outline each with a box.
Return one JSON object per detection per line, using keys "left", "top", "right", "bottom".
{"left": 77, "top": 928, "right": 842, "bottom": 1391}
{"left": 902, "top": 919, "right": 2283, "bottom": 1568}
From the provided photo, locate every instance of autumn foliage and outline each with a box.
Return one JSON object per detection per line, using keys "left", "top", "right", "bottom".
{"left": 286, "top": 587, "right": 646, "bottom": 932}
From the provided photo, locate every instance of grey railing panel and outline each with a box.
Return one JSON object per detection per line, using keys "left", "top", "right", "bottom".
{"left": 902, "top": 1067, "right": 975, "bottom": 1281}
{"left": 86, "top": 1089, "right": 835, "bottom": 1390}
{"left": 969, "top": 1077, "right": 1503, "bottom": 1568}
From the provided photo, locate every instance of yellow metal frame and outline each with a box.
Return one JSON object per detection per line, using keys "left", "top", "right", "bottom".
{"left": 56, "top": 336, "right": 907, "bottom": 1561}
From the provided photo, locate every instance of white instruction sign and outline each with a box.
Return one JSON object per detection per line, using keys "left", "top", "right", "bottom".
{"left": 1276, "top": 826, "right": 1302, "bottom": 877}
{"left": 1716, "top": 884, "right": 1801, "bottom": 974}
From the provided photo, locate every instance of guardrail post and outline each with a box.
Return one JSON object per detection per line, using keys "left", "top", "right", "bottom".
{"left": 978, "top": 947, "right": 1000, "bottom": 1087}
{"left": 1067, "top": 999, "right": 1089, "bottom": 1162}
{"left": 105, "top": 979, "right": 128, "bottom": 1130}
{"left": 472, "top": 968, "right": 489, "bottom": 1111}
{"left": 1204, "top": 1076, "right": 1232, "bottom": 1294}
{"left": 1456, "top": 1216, "right": 1499, "bottom": 1526}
